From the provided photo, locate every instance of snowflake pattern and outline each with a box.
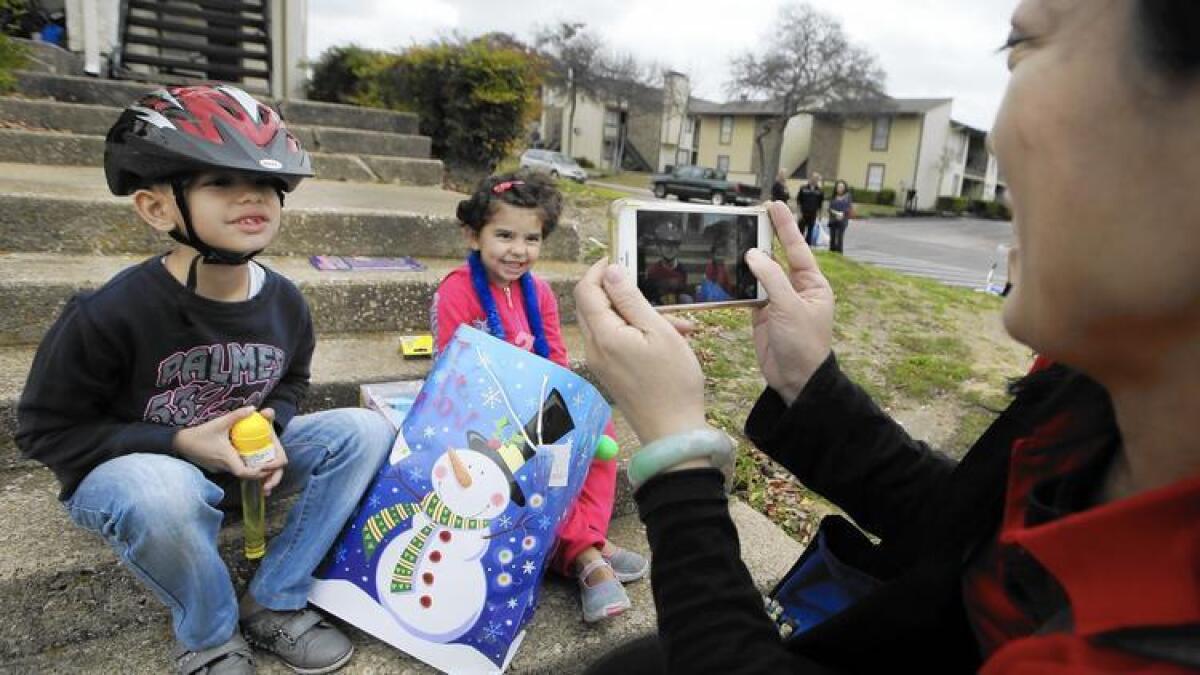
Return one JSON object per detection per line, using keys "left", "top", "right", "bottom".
{"left": 423, "top": 425, "right": 436, "bottom": 438}
{"left": 482, "top": 388, "right": 502, "bottom": 409}
{"left": 496, "top": 514, "right": 512, "bottom": 529}
{"left": 367, "top": 494, "right": 381, "bottom": 509}
{"left": 406, "top": 466, "right": 423, "bottom": 483}
{"left": 522, "top": 560, "right": 536, "bottom": 575}
{"left": 481, "top": 621, "right": 504, "bottom": 644}
{"left": 537, "top": 515, "right": 553, "bottom": 530}
{"left": 507, "top": 597, "right": 519, "bottom": 610}
{"left": 334, "top": 546, "right": 348, "bottom": 563}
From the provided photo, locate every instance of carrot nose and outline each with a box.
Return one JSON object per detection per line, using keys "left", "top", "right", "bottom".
{"left": 447, "top": 449, "right": 472, "bottom": 488}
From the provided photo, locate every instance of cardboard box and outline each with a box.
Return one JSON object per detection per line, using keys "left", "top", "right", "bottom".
{"left": 359, "top": 380, "right": 425, "bottom": 432}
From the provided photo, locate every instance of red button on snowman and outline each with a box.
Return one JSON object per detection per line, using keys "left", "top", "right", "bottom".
{"left": 361, "top": 389, "right": 575, "bottom": 643}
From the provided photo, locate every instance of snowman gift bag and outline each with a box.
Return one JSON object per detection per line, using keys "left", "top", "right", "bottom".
{"left": 310, "top": 326, "right": 611, "bottom": 673}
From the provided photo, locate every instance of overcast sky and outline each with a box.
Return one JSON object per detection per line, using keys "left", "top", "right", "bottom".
{"left": 307, "top": 0, "right": 1017, "bottom": 130}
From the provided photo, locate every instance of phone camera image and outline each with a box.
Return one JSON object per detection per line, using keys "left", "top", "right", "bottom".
{"left": 635, "top": 210, "right": 759, "bottom": 307}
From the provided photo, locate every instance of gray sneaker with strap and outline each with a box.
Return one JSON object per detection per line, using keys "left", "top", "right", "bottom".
{"left": 602, "top": 546, "right": 649, "bottom": 583}
{"left": 174, "top": 632, "right": 256, "bottom": 675}
{"left": 241, "top": 607, "right": 353, "bottom": 675}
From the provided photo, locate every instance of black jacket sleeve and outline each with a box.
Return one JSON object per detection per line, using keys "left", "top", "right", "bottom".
{"left": 636, "top": 469, "right": 838, "bottom": 674}
{"left": 260, "top": 300, "right": 314, "bottom": 433}
{"left": 16, "top": 298, "right": 178, "bottom": 498}
{"left": 744, "top": 353, "right": 956, "bottom": 549}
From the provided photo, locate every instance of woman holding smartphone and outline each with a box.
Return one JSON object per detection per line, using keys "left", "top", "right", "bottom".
{"left": 576, "top": 0, "right": 1200, "bottom": 672}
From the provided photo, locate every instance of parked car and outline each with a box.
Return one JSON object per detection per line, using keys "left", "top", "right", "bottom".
{"left": 650, "top": 165, "right": 762, "bottom": 205}
{"left": 519, "top": 149, "right": 588, "bottom": 183}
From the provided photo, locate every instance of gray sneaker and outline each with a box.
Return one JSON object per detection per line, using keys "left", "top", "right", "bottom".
{"left": 242, "top": 607, "right": 353, "bottom": 675}
{"left": 603, "top": 546, "right": 649, "bottom": 583}
{"left": 174, "top": 632, "right": 256, "bottom": 675}
{"left": 578, "top": 558, "right": 632, "bottom": 623}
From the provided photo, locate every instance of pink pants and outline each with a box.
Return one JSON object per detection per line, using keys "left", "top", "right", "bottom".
{"left": 549, "top": 420, "right": 618, "bottom": 576}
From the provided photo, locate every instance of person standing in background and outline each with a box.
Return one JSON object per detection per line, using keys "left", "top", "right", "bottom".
{"left": 796, "top": 173, "right": 824, "bottom": 243}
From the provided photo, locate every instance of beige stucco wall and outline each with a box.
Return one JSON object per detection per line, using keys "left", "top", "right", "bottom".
{"left": 912, "top": 102, "right": 952, "bottom": 209}
{"left": 695, "top": 114, "right": 757, "bottom": 183}
{"left": 543, "top": 91, "right": 609, "bottom": 166}
{"left": 836, "top": 115, "right": 922, "bottom": 194}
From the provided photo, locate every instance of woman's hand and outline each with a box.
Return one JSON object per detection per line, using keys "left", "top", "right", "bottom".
{"left": 744, "top": 201, "right": 836, "bottom": 403}
{"left": 574, "top": 261, "right": 708, "bottom": 445}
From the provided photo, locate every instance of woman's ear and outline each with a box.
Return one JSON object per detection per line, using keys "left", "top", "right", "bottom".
{"left": 132, "top": 187, "right": 179, "bottom": 235}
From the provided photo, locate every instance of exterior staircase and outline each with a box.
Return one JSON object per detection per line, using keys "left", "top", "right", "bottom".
{"left": 0, "top": 65, "right": 803, "bottom": 673}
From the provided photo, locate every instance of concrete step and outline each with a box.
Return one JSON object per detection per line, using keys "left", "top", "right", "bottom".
{"left": 0, "top": 165, "right": 578, "bottom": 261}
{"left": 0, "top": 96, "right": 431, "bottom": 159}
{"left": 0, "top": 326, "right": 619, "bottom": 477}
{"left": 14, "top": 70, "right": 421, "bottom": 136}
{"left": 0, "top": 253, "right": 586, "bottom": 345}
{"left": 0, "top": 127, "right": 444, "bottom": 186}
{"left": 0, "top": 460, "right": 799, "bottom": 672}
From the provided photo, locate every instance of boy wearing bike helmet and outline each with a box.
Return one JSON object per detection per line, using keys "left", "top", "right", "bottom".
{"left": 15, "top": 85, "right": 392, "bottom": 675}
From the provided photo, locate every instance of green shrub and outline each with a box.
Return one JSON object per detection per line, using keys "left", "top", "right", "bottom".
{"left": 877, "top": 188, "right": 896, "bottom": 205}
{"left": 306, "top": 45, "right": 395, "bottom": 107}
{"left": 380, "top": 40, "right": 540, "bottom": 169}
{"left": 0, "top": 0, "right": 30, "bottom": 93}
{"left": 984, "top": 200, "right": 1011, "bottom": 220}
{"left": 936, "top": 196, "right": 970, "bottom": 213}
{"left": 850, "top": 188, "right": 879, "bottom": 204}
{"left": 0, "top": 33, "right": 25, "bottom": 92}
{"left": 307, "top": 38, "right": 540, "bottom": 171}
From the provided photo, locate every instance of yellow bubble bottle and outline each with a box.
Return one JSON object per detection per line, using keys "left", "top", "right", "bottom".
{"left": 230, "top": 412, "right": 276, "bottom": 560}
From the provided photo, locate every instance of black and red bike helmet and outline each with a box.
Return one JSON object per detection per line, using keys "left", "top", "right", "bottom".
{"left": 104, "top": 84, "right": 313, "bottom": 269}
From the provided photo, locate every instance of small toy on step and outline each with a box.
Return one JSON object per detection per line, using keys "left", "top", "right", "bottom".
{"left": 594, "top": 434, "right": 620, "bottom": 461}
{"left": 399, "top": 334, "right": 433, "bottom": 359}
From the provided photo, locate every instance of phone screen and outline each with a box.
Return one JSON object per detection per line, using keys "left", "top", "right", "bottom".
{"left": 635, "top": 209, "right": 761, "bottom": 307}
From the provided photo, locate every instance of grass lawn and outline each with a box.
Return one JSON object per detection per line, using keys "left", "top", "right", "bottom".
{"left": 853, "top": 203, "right": 901, "bottom": 218}
{"left": 589, "top": 170, "right": 654, "bottom": 190}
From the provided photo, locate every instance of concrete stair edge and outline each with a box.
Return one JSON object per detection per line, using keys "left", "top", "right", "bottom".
{"left": 0, "top": 127, "right": 444, "bottom": 186}
{"left": 13, "top": 70, "right": 421, "bottom": 135}
{"left": 0, "top": 253, "right": 588, "bottom": 346}
{"left": 0, "top": 96, "right": 432, "bottom": 159}
{"left": 0, "top": 192, "right": 579, "bottom": 262}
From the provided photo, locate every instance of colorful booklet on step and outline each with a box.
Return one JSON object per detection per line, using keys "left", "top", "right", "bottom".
{"left": 311, "top": 326, "right": 610, "bottom": 674}
{"left": 309, "top": 255, "right": 427, "bottom": 272}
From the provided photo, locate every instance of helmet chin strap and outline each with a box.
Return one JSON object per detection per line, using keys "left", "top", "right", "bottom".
{"left": 169, "top": 178, "right": 280, "bottom": 291}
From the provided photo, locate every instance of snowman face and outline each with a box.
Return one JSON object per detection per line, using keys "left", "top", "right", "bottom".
{"left": 430, "top": 449, "right": 510, "bottom": 519}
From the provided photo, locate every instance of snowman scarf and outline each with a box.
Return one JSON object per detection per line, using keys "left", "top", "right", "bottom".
{"left": 362, "top": 492, "right": 491, "bottom": 593}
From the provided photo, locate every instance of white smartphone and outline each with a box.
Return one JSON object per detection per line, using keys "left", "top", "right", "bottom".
{"left": 609, "top": 198, "right": 772, "bottom": 311}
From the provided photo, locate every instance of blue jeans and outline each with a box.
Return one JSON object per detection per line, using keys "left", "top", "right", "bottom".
{"left": 64, "top": 408, "right": 393, "bottom": 651}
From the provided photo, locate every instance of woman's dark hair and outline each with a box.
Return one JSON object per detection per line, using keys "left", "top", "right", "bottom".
{"left": 833, "top": 179, "right": 849, "bottom": 196}
{"left": 1135, "top": 0, "right": 1200, "bottom": 77}
{"left": 456, "top": 170, "right": 562, "bottom": 236}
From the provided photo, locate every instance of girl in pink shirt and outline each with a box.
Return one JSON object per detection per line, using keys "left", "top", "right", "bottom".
{"left": 430, "top": 172, "right": 647, "bottom": 623}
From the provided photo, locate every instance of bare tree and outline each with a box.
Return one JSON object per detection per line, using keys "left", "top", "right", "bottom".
{"left": 727, "top": 2, "right": 886, "bottom": 189}
{"left": 535, "top": 22, "right": 603, "bottom": 157}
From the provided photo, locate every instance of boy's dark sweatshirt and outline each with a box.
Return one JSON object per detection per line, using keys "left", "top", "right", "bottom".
{"left": 16, "top": 257, "right": 315, "bottom": 500}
